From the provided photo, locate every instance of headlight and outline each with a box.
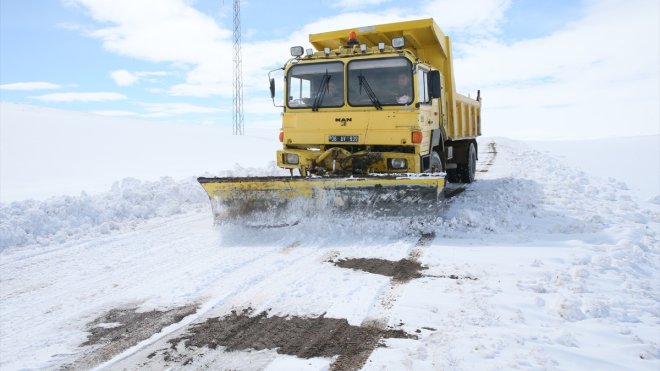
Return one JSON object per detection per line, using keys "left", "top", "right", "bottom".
{"left": 389, "top": 158, "right": 407, "bottom": 169}
{"left": 284, "top": 153, "right": 299, "bottom": 164}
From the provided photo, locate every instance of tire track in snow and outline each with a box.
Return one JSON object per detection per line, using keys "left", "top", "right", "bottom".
{"left": 336, "top": 141, "right": 497, "bottom": 369}
{"left": 88, "top": 239, "right": 328, "bottom": 370}
{"left": 357, "top": 141, "right": 498, "bottom": 343}
{"left": 325, "top": 232, "right": 436, "bottom": 370}
{"left": 478, "top": 142, "right": 497, "bottom": 171}
{"left": 361, "top": 232, "right": 436, "bottom": 325}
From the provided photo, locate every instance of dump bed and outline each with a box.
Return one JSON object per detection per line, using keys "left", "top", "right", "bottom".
{"left": 309, "top": 18, "right": 481, "bottom": 140}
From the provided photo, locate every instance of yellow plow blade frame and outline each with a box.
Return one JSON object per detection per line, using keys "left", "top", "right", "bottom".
{"left": 197, "top": 175, "right": 445, "bottom": 224}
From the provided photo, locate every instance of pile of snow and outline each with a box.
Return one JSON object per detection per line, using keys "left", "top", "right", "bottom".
{"left": 526, "top": 136, "right": 660, "bottom": 203}
{"left": 0, "top": 162, "right": 289, "bottom": 250}
{"left": 0, "top": 177, "right": 206, "bottom": 249}
{"left": 443, "top": 138, "right": 655, "bottom": 238}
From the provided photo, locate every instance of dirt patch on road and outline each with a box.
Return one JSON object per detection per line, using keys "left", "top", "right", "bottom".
{"left": 166, "top": 309, "right": 414, "bottom": 370}
{"left": 66, "top": 304, "right": 197, "bottom": 369}
{"left": 333, "top": 258, "right": 428, "bottom": 282}
{"left": 331, "top": 256, "right": 477, "bottom": 282}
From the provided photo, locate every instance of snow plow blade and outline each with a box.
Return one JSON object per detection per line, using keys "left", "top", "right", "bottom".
{"left": 197, "top": 175, "right": 445, "bottom": 225}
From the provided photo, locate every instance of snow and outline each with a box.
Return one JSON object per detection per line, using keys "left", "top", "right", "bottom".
{"left": 0, "top": 102, "right": 283, "bottom": 203}
{"left": 525, "top": 136, "right": 660, "bottom": 203}
{"left": 0, "top": 103, "right": 659, "bottom": 370}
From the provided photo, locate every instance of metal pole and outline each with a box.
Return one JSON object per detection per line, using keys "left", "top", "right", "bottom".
{"left": 232, "top": 0, "right": 244, "bottom": 135}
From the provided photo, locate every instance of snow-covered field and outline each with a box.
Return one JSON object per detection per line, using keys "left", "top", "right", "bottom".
{"left": 0, "top": 103, "right": 658, "bottom": 370}
{"left": 0, "top": 102, "right": 283, "bottom": 203}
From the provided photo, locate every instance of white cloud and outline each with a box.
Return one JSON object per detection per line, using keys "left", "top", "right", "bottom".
{"left": 1, "top": 82, "right": 62, "bottom": 91}
{"left": 167, "top": 82, "right": 225, "bottom": 97}
{"left": 110, "top": 70, "right": 138, "bottom": 86}
{"left": 454, "top": 0, "right": 659, "bottom": 95}
{"left": 91, "top": 110, "right": 137, "bottom": 117}
{"left": 136, "top": 71, "right": 168, "bottom": 77}
{"left": 332, "top": 0, "right": 393, "bottom": 10}
{"left": 70, "top": 0, "right": 230, "bottom": 64}
{"left": 452, "top": 0, "right": 659, "bottom": 138}
{"left": 139, "top": 102, "right": 222, "bottom": 117}
{"left": 111, "top": 69, "right": 169, "bottom": 87}
{"left": 31, "top": 92, "right": 127, "bottom": 102}
{"left": 57, "top": 22, "right": 84, "bottom": 31}
{"left": 425, "top": 0, "right": 512, "bottom": 35}
{"left": 68, "top": 0, "right": 232, "bottom": 97}
{"left": 242, "top": 96, "right": 283, "bottom": 116}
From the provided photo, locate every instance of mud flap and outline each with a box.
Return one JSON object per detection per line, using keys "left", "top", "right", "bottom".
{"left": 197, "top": 175, "right": 445, "bottom": 225}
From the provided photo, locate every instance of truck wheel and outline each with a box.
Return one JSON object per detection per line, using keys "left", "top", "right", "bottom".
{"left": 428, "top": 152, "right": 443, "bottom": 173}
{"left": 446, "top": 169, "right": 459, "bottom": 183}
{"left": 458, "top": 143, "right": 476, "bottom": 183}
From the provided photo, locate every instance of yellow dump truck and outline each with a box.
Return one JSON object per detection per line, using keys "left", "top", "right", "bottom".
{"left": 199, "top": 18, "right": 481, "bottom": 223}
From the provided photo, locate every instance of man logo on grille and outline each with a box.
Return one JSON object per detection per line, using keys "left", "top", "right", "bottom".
{"left": 335, "top": 117, "right": 352, "bottom": 126}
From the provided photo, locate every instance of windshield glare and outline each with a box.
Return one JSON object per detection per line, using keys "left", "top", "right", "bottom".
{"left": 348, "top": 58, "right": 413, "bottom": 106}
{"left": 287, "top": 62, "right": 344, "bottom": 109}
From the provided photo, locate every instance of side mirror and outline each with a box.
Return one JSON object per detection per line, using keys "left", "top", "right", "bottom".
{"left": 267, "top": 67, "right": 285, "bottom": 108}
{"left": 428, "top": 70, "right": 441, "bottom": 99}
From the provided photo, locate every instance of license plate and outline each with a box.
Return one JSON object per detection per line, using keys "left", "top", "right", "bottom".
{"left": 329, "top": 135, "right": 359, "bottom": 143}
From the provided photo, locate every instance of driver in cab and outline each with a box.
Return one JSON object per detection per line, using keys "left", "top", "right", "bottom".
{"left": 395, "top": 72, "right": 412, "bottom": 104}
{"left": 324, "top": 80, "right": 344, "bottom": 106}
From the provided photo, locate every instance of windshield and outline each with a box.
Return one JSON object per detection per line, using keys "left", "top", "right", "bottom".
{"left": 348, "top": 58, "right": 413, "bottom": 106}
{"left": 287, "top": 62, "right": 344, "bottom": 109}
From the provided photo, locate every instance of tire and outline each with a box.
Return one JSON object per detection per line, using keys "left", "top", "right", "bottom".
{"left": 458, "top": 143, "right": 476, "bottom": 183}
{"left": 446, "top": 169, "right": 459, "bottom": 183}
{"left": 427, "top": 151, "right": 443, "bottom": 173}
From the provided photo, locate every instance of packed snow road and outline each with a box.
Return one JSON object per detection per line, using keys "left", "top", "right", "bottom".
{"left": 1, "top": 139, "right": 658, "bottom": 370}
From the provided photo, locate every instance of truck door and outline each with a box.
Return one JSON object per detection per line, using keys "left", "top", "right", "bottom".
{"left": 416, "top": 65, "right": 438, "bottom": 156}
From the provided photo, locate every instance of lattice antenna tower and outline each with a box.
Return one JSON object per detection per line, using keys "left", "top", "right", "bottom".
{"left": 232, "top": 0, "right": 244, "bottom": 135}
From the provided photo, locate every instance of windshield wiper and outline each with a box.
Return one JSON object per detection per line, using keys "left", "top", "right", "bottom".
{"left": 312, "top": 71, "right": 331, "bottom": 111}
{"left": 358, "top": 74, "right": 382, "bottom": 110}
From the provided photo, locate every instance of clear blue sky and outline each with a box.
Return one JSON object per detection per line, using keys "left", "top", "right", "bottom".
{"left": 1, "top": 0, "right": 658, "bottom": 139}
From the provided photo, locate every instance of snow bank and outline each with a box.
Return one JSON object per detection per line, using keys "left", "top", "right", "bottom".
{"left": 442, "top": 138, "right": 657, "bottom": 239}
{"left": 526, "top": 136, "right": 660, "bottom": 203}
{"left": 0, "top": 177, "right": 206, "bottom": 250}
{"left": 0, "top": 162, "right": 289, "bottom": 250}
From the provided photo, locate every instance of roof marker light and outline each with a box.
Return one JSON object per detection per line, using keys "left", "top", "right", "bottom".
{"left": 347, "top": 30, "right": 358, "bottom": 45}
{"left": 290, "top": 46, "right": 304, "bottom": 57}
{"left": 324, "top": 47, "right": 331, "bottom": 56}
{"left": 378, "top": 42, "right": 385, "bottom": 51}
{"left": 360, "top": 44, "right": 367, "bottom": 53}
{"left": 392, "top": 37, "right": 405, "bottom": 48}
{"left": 305, "top": 48, "right": 313, "bottom": 57}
